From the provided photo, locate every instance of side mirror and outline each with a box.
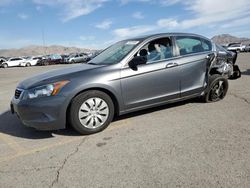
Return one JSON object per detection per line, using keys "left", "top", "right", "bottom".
{"left": 128, "top": 56, "right": 146, "bottom": 70}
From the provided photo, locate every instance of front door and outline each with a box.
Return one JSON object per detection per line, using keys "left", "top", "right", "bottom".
{"left": 10, "top": 58, "right": 22, "bottom": 66}
{"left": 121, "top": 37, "right": 181, "bottom": 111}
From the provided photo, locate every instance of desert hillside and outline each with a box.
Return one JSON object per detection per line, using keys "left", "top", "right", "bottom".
{"left": 211, "top": 34, "right": 250, "bottom": 45}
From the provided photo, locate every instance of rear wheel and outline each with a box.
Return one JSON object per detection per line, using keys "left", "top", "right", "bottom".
{"left": 69, "top": 90, "right": 114, "bottom": 134}
{"left": 26, "top": 62, "right": 31, "bottom": 67}
{"left": 204, "top": 74, "right": 228, "bottom": 102}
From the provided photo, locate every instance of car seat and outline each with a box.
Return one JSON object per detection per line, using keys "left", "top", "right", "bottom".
{"left": 180, "top": 48, "right": 187, "bottom": 55}
{"left": 192, "top": 44, "right": 204, "bottom": 53}
{"left": 139, "top": 49, "right": 148, "bottom": 57}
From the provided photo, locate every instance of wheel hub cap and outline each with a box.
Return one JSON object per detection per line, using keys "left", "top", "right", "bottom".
{"left": 78, "top": 97, "right": 109, "bottom": 129}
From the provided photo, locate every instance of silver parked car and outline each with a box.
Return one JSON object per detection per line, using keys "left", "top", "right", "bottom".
{"left": 65, "top": 53, "right": 88, "bottom": 63}
{"left": 11, "top": 33, "right": 240, "bottom": 134}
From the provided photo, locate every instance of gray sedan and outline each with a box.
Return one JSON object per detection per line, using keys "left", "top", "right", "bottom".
{"left": 11, "top": 33, "right": 238, "bottom": 134}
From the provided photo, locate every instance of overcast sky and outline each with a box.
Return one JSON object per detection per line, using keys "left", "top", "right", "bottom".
{"left": 0, "top": 0, "right": 250, "bottom": 49}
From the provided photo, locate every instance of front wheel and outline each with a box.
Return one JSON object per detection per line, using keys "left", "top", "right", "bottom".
{"left": 2, "top": 63, "right": 8, "bottom": 68}
{"left": 69, "top": 90, "right": 114, "bottom": 134}
{"left": 204, "top": 74, "right": 228, "bottom": 103}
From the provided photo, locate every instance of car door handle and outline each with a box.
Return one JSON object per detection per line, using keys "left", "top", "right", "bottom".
{"left": 166, "top": 62, "right": 178, "bottom": 68}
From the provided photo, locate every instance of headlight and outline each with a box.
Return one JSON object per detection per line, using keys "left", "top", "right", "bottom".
{"left": 24, "top": 80, "right": 69, "bottom": 99}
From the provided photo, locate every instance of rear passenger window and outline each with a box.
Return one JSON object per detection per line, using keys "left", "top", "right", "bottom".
{"left": 176, "top": 36, "right": 210, "bottom": 55}
{"left": 11, "top": 58, "right": 21, "bottom": 61}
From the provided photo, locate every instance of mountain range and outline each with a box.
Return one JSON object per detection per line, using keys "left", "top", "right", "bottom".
{"left": 0, "top": 34, "right": 250, "bottom": 57}
{"left": 211, "top": 34, "right": 250, "bottom": 45}
{"left": 0, "top": 45, "right": 95, "bottom": 57}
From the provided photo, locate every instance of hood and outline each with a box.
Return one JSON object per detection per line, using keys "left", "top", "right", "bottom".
{"left": 18, "top": 63, "right": 100, "bottom": 89}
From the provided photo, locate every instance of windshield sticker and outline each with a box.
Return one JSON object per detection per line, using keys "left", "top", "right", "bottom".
{"left": 126, "top": 41, "right": 139, "bottom": 45}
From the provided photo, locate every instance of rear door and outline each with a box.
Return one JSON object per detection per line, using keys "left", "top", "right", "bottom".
{"left": 33, "top": 57, "right": 40, "bottom": 65}
{"left": 174, "top": 36, "right": 212, "bottom": 97}
{"left": 75, "top": 54, "right": 80, "bottom": 62}
{"left": 78, "top": 54, "right": 84, "bottom": 62}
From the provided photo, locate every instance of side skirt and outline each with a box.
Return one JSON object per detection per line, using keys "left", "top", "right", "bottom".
{"left": 119, "top": 92, "right": 202, "bottom": 115}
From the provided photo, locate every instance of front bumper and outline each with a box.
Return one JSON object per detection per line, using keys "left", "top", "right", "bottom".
{"left": 11, "top": 95, "right": 67, "bottom": 131}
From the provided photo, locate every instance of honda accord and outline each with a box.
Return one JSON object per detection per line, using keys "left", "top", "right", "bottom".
{"left": 11, "top": 33, "right": 240, "bottom": 134}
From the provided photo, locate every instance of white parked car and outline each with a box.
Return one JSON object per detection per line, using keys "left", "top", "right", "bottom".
{"left": 1, "top": 57, "right": 26, "bottom": 68}
{"left": 227, "top": 43, "right": 246, "bottom": 52}
{"left": 20, "top": 56, "right": 42, "bottom": 66}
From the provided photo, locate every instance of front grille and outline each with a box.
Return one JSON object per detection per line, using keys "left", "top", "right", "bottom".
{"left": 15, "top": 89, "right": 22, "bottom": 99}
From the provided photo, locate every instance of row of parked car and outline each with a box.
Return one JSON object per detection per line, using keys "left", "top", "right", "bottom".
{"left": 224, "top": 43, "right": 250, "bottom": 52}
{"left": 0, "top": 52, "right": 99, "bottom": 68}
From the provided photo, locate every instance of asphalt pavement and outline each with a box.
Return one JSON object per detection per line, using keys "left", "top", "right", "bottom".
{"left": 0, "top": 54, "right": 250, "bottom": 188}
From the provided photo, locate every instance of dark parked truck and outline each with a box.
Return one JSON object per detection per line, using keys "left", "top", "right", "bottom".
{"left": 36, "top": 54, "right": 62, "bottom": 66}
{"left": 11, "top": 33, "right": 241, "bottom": 134}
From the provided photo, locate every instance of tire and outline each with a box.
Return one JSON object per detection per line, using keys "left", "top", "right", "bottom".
{"left": 26, "top": 63, "right": 31, "bottom": 67}
{"left": 71, "top": 60, "right": 75, "bottom": 64}
{"left": 69, "top": 90, "right": 114, "bottom": 134}
{"left": 2, "top": 63, "right": 8, "bottom": 68}
{"left": 203, "top": 74, "right": 228, "bottom": 103}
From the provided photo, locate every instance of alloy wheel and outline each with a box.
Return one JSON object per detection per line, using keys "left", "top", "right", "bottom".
{"left": 210, "top": 80, "right": 225, "bottom": 101}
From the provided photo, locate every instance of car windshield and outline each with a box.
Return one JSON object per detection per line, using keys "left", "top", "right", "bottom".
{"left": 88, "top": 40, "right": 141, "bottom": 65}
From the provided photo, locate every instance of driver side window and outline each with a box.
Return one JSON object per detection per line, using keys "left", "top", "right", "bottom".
{"left": 135, "top": 37, "right": 173, "bottom": 64}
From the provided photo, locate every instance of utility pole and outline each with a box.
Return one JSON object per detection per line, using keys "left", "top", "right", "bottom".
{"left": 42, "top": 27, "right": 47, "bottom": 55}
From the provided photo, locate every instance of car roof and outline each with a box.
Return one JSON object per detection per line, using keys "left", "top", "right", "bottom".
{"left": 127, "top": 32, "right": 211, "bottom": 41}
{"left": 9, "top": 57, "right": 24, "bottom": 59}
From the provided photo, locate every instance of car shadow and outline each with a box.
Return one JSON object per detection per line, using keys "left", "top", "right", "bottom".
{"left": 0, "top": 111, "right": 81, "bottom": 139}
{"left": 0, "top": 98, "right": 200, "bottom": 139}
{"left": 241, "top": 69, "right": 250, "bottom": 76}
